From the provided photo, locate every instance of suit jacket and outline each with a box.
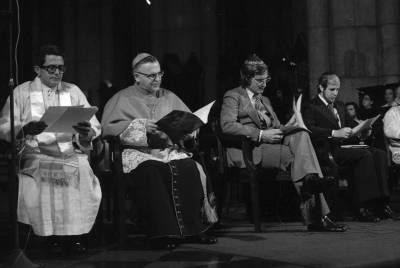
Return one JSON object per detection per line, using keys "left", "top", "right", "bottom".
{"left": 220, "top": 86, "right": 280, "bottom": 167}
{"left": 302, "top": 96, "right": 352, "bottom": 163}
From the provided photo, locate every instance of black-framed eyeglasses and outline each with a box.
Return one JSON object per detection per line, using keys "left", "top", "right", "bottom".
{"left": 254, "top": 76, "right": 271, "bottom": 84}
{"left": 135, "top": 70, "right": 164, "bottom": 81}
{"left": 40, "top": 65, "right": 67, "bottom": 74}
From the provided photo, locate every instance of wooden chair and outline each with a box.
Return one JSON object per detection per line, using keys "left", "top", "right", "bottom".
{"left": 99, "top": 135, "right": 128, "bottom": 246}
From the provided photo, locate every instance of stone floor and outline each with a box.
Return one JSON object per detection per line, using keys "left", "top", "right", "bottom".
{"left": 2, "top": 218, "right": 400, "bottom": 268}
{"left": 1, "top": 183, "right": 400, "bottom": 268}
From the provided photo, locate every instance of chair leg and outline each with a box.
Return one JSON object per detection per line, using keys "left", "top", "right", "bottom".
{"left": 250, "top": 180, "right": 261, "bottom": 232}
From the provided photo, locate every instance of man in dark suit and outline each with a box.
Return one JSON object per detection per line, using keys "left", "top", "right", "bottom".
{"left": 220, "top": 54, "right": 345, "bottom": 231}
{"left": 303, "top": 72, "right": 398, "bottom": 221}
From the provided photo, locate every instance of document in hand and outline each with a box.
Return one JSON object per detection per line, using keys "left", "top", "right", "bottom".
{"left": 156, "top": 101, "right": 215, "bottom": 143}
{"left": 351, "top": 114, "right": 380, "bottom": 135}
{"left": 280, "top": 94, "right": 310, "bottom": 136}
{"left": 40, "top": 106, "right": 98, "bottom": 133}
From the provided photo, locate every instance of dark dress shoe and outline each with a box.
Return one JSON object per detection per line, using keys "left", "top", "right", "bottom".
{"left": 357, "top": 208, "right": 380, "bottom": 222}
{"left": 69, "top": 242, "right": 87, "bottom": 254}
{"left": 301, "top": 174, "right": 336, "bottom": 200}
{"left": 150, "top": 238, "right": 177, "bottom": 250}
{"left": 307, "top": 216, "right": 347, "bottom": 232}
{"left": 187, "top": 234, "right": 218, "bottom": 244}
{"left": 379, "top": 205, "right": 400, "bottom": 220}
{"left": 47, "top": 240, "right": 63, "bottom": 255}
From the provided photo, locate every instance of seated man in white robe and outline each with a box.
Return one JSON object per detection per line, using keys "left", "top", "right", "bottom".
{"left": 0, "top": 44, "right": 102, "bottom": 253}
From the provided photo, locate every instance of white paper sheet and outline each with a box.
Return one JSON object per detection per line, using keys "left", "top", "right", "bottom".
{"left": 193, "top": 101, "right": 215, "bottom": 124}
{"left": 40, "top": 106, "right": 98, "bottom": 133}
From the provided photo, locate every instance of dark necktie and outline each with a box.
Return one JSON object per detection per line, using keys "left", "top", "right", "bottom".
{"left": 328, "top": 103, "right": 339, "bottom": 123}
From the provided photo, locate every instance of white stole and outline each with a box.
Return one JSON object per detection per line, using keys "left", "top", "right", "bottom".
{"left": 29, "top": 78, "right": 74, "bottom": 156}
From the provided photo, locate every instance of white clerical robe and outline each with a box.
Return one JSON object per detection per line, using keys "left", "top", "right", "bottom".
{"left": 0, "top": 77, "right": 102, "bottom": 236}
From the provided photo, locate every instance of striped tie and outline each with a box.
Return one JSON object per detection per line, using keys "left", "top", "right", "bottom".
{"left": 254, "top": 94, "right": 272, "bottom": 127}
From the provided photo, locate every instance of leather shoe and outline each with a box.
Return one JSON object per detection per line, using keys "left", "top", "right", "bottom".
{"left": 47, "top": 240, "right": 63, "bottom": 255}
{"left": 379, "top": 205, "right": 400, "bottom": 220}
{"left": 191, "top": 234, "right": 218, "bottom": 244}
{"left": 307, "top": 216, "right": 347, "bottom": 232}
{"left": 69, "top": 242, "right": 87, "bottom": 254}
{"left": 357, "top": 208, "right": 380, "bottom": 222}
{"left": 301, "top": 174, "right": 336, "bottom": 200}
{"left": 151, "top": 238, "right": 177, "bottom": 250}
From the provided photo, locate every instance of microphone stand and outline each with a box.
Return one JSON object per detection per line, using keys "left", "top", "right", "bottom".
{"left": 3, "top": 0, "right": 41, "bottom": 267}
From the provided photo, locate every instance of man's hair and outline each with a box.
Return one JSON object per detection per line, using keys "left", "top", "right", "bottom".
{"left": 240, "top": 54, "right": 269, "bottom": 88}
{"left": 34, "top": 44, "right": 65, "bottom": 66}
{"left": 318, "top": 72, "right": 338, "bottom": 90}
{"left": 132, "top": 53, "right": 158, "bottom": 72}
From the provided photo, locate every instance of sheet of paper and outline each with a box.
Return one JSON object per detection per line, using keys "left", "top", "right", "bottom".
{"left": 351, "top": 114, "right": 380, "bottom": 135}
{"left": 193, "top": 100, "right": 215, "bottom": 124}
{"left": 284, "top": 94, "right": 310, "bottom": 132}
{"left": 40, "top": 106, "right": 98, "bottom": 133}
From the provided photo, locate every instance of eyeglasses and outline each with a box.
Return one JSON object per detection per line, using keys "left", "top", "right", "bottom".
{"left": 40, "top": 65, "right": 67, "bottom": 74}
{"left": 135, "top": 70, "right": 164, "bottom": 81}
{"left": 254, "top": 76, "right": 271, "bottom": 84}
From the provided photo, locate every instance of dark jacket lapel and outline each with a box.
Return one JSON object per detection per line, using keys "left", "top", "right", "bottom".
{"left": 313, "top": 97, "right": 340, "bottom": 128}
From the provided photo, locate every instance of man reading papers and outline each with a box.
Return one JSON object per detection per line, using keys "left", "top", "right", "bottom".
{"left": 303, "top": 72, "right": 398, "bottom": 222}
{"left": 0, "top": 44, "right": 101, "bottom": 253}
{"left": 102, "top": 53, "right": 217, "bottom": 249}
{"left": 220, "top": 54, "right": 345, "bottom": 232}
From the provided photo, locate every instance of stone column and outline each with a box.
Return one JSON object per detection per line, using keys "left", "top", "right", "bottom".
{"left": 307, "top": 0, "right": 330, "bottom": 97}
{"left": 330, "top": 0, "right": 378, "bottom": 102}
{"left": 376, "top": 0, "right": 400, "bottom": 84}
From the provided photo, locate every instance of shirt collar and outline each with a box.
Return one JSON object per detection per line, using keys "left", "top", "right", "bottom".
{"left": 318, "top": 93, "right": 329, "bottom": 106}
{"left": 246, "top": 88, "right": 256, "bottom": 100}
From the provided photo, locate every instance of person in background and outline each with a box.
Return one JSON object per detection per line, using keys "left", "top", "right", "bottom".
{"left": 101, "top": 53, "right": 217, "bottom": 249}
{"left": 393, "top": 85, "right": 400, "bottom": 106}
{"left": 382, "top": 88, "right": 395, "bottom": 108}
{"left": 359, "top": 93, "right": 379, "bottom": 120}
{"left": 0, "top": 44, "right": 102, "bottom": 253}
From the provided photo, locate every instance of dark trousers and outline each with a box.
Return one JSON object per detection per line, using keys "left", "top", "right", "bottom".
{"left": 333, "top": 146, "right": 389, "bottom": 207}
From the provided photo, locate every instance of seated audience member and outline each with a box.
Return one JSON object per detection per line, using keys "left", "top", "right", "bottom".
{"left": 0, "top": 44, "right": 102, "bottom": 253}
{"left": 303, "top": 72, "right": 399, "bottom": 222}
{"left": 382, "top": 88, "right": 395, "bottom": 108}
{"left": 101, "top": 53, "right": 217, "bottom": 249}
{"left": 220, "top": 54, "right": 346, "bottom": 232}
{"left": 393, "top": 85, "right": 400, "bottom": 106}
{"left": 359, "top": 93, "right": 379, "bottom": 120}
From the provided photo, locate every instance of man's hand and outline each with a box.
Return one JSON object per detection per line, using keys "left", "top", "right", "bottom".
{"left": 332, "top": 127, "right": 353, "bottom": 139}
{"left": 73, "top": 121, "right": 95, "bottom": 142}
{"left": 18, "top": 121, "right": 47, "bottom": 137}
{"left": 145, "top": 119, "right": 158, "bottom": 134}
{"left": 261, "top": 129, "right": 283, "bottom": 144}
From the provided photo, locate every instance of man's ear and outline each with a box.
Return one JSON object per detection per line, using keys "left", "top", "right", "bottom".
{"left": 133, "top": 71, "right": 139, "bottom": 81}
{"left": 33, "top": 66, "right": 40, "bottom": 76}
